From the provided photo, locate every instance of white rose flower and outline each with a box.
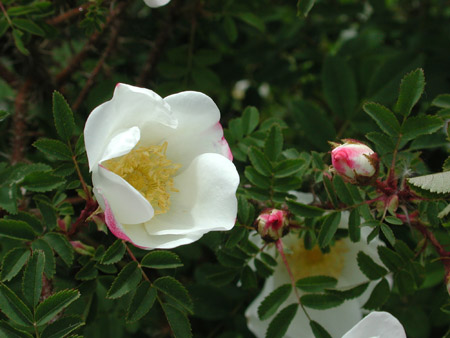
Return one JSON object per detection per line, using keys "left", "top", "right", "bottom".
{"left": 84, "top": 84, "right": 239, "bottom": 249}
{"left": 342, "top": 311, "right": 406, "bottom": 338}
{"left": 143, "top": 0, "right": 171, "bottom": 8}
{"left": 245, "top": 216, "right": 386, "bottom": 337}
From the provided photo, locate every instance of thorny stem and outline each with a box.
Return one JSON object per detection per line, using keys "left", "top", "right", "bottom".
{"left": 72, "top": 19, "right": 122, "bottom": 111}
{"left": 46, "top": 3, "right": 90, "bottom": 26}
{"left": 275, "top": 239, "right": 311, "bottom": 321}
{"left": 72, "top": 154, "right": 92, "bottom": 201}
{"left": 10, "top": 78, "right": 33, "bottom": 164}
{"left": 68, "top": 198, "right": 98, "bottom": 236}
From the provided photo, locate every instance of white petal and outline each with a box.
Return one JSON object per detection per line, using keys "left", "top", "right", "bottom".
{"left": 144, "top": 153, "right": 239, "bottom": 235}
{"left": 100, "top": 126, "right": 140, "bottom": 162}
{"left": 163, "top": 91, "right": 233, "bottom": 169}
{"left": 342, "top": 311, "right": 406, "bottom": 338}
{"left": 93, "top": 165, "right": 154, "bottom": 224}
{"left": 143, "top": 0, "right": 170, "bottom": 7}
{"left": 121, "top": 223, "right": 203, "bottom": 249}
{"left": 84, "top": 83, "right": 177, "bottom": 171}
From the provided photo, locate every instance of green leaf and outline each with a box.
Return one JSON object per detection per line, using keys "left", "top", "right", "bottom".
{"left": 266, "top": 304, "right": 298, "bottom": 338}
{"left": 432, "top": 94, "right": 450, "bottom": 108}
{"left": 35, "top": 199, "right": 57, "bottom": 231}
{"left": 52, "top": 91, "right": 75, "bottom": 142}
{"left": 380, "top": 223, "right": 395, "bottom": 246}
{"left": 365, "top": 132, "right": 395, "bottom": 155}
{"left": 126, "top": 282, "right": 157, "bottom": 323}
{"left": 323, "top": 175, "right": 338, "bottom": 208}
{"left": 22, "top": 250, "right": 45, "bottom": 307}
{"left": 0, "top": 320, "right": 33, "bottom": 337}
{"left": 141, "top": 250, "right": 183, "bottom": 269}
{"left": 161, "top": 303, "right": 192, "bottom": 338}
{"left": 286, "top": 199, "right": 325, "bottom": 217}
{"left": 154, "top": 276, "right": 193, "bottom": 314}
{"left": 237, "top": 12, "right": 265, "bottom": 32}
{"left": 394, "top": 240, "right": 414, "bottom": 261}
{"left": 357, "top": 251, "right": 387, "bottom": 280}
{"left": 223, "top": 16, "right": 237, "bottom": 43}
{"left": 322, "top": 55, "right": 357, "bottom": 119}
{"left": 348, "top": 208, "right": 361, "bottom": 242}
{"left": 43, "top": 233, "right": 74, "bottom": 267}
{"left": 12, "top": 29, "right": 29, "bottom": 55}
{"left": 317, "top": 212, "right": 341, "bottom": 248}
{"left": 377, "top": 246, "right": 404, "bottom": 271}
{"left": 41, "top": 316, "right": 84, "bottom": 338}
{"left": 33, "top": 138, "right": 73, "bottom": 161}
{"left": 395, "top": 270, "right": 415, "bottom": 296}
{"left": 248, "top": 147, "right": 272, "bottom": 176}
{"left": 241, "top": 106, "right": 259, "bottom": 135}
{"left": 0, "top": 283, "right": 33, "bottom": 326}
{"left": 35, "top": 289, "right": 80, "bottom": 325}
{"left": 333, "top": 175, "right": 353, "bottom": 205}
{"left": 22, "top": 172, "right": 65, "bottom": 192}
{"left": 274, "top": 159, "right": 305, "bottom": 178}
{"left": 363, "top": 102, "right": 400, "bottom": 136}
{"left": 260, "top": 253, "right": 277, "bottom": 267}
{"left": 31, "top": 239, "right": 55, "bottom": 278}
{"left": 363, "top": 278, "right": 390, "bottom": 309}
{"left": 254, "top": 259, "right": 274, "bottom": 278}
{"left": 75, "top": 260, "right": 97, "bottom": 280}
{"left": 0, "top": 110, "right": 10, "bottom": 122}
{"left": 300, "top": 294, "right": 344, "bottom": 310}
{"left": 257, "top": 284, "right": 292, "bottom": 320}
{"left": 241, "top": 266, "right": 257, "bottom": 289}
{"left": 11, "top": 18, "right": 44, "bottom": 36}
{"left": 264, "top": 124, "right": 283, "bottom": 162}
{"left": 297, "top": 0, "right": 316, "bottom": 17}
{"left": 309, "top": 320, "right": 332, "bottom": 338}
{"left": 0, "top": 219, "right": 36, "bottom": 240}
{"left": 296, "top": 276, "right": 337, "bottom": 292}
{"left": 107, "top": 261, "right": 142, "bottom": 299}
{"left": 0, "top": 185, "right": 17, "bottom": 214}
{"left": 385, "top": 216, "right": 403, "bottom": 225}
{"left": 245, "top": 166, "right": 271, "bottom": 189}
{"left": 408, "top": 171, "right": 450, "bottom": 194}
{"left": 401, "top": 115, "right": 443, "bottom": 141}
{"left": 101, "top": 239, "right": 125, "bottom": 265}
{"left": 325, "top": 282, "right": 369, "bottom": 300}
{"left": 1, "top": 247, "right": 30, "bottom": 282}
{"left": 395, "top": 69, "right": 425, "bottom": 116}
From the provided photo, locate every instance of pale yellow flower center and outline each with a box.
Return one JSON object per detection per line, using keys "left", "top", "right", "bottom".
{"left": 103, "top": 142, "right": 181, "bottom": 215}
{"left": 286, "top": 240, "right": 348, "bottom": 280}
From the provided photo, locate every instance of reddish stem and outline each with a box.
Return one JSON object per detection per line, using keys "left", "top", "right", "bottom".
{"left": 46, "top": 4, "right": 90, "bottom": 26}
{"left": 68, "top": 199, "right": 98, "bottom": 236}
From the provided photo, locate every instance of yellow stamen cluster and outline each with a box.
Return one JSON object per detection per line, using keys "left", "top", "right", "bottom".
{"left": 104, "top": 142, "right": 181, "bottom": 215}
{"left": 286, "top": 240, "right": 348, "bottom": 280}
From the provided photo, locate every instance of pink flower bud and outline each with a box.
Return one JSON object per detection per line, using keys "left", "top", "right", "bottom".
{"left": 255, "top": 209, "right": 289, "bottom": 242}
{"left": 331, "top": 139, "right": 379, "bottom": 185}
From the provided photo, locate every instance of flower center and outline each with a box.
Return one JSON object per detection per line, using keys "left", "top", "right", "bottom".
{"left": 286, "top": 240, "right": 348, "bottom": 280}
{"left": 103, "top": 142, "right": 181, "bottom": 215}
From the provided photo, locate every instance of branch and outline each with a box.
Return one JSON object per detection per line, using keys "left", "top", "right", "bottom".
{"left": 55, "top": 0, "right": 130, "bottom": 87}
{"left": 10, "top": 78, "right": 33, "bottom": 164}
{"left": 72, "top": 19, "right": 122, "bottom": 111}
{"left": 46, "top": 3, "right": 90, "bottom": 26}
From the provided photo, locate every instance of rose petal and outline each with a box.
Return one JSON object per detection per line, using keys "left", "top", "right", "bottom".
{"left": 144, "top": 153, "right": 239, "bottom": 235}
{"left": 100, "top": 126, "right": 140, "bottom": 163}
{"left": 93, "top": 165, "right": 154, "bottom": 224}
{"left": 121, "top": 223, "right": 203, "bottom": 249}
{"left": 342, "top": 311, "right": 406, "bottom": 338}
{"left": 84, "top": 83, "right": 177, "bottom": 171}
{"left": 143, "top": 0, "right": 171, "bottom": 7}
{"left": 163, "top": 91, "right": 231, "bottom": 169}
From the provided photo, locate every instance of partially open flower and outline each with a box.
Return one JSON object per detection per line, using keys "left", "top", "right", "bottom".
{"left": 84, "top": 84, "right": 239, "bottom": 249}
{"left": 143, "top": 0, "right": 171, "bottom": 8}
{"left": 246, "top": 215, "right": 386, "bottom": 337}
{"left": 330, "top": 139, "right": 379, "bottom": 185}
{"left": 255, "top": 208, "right": 289, "bottom": 242}
{"left": 342, "top": 311, "right": 406, "bottom": 338}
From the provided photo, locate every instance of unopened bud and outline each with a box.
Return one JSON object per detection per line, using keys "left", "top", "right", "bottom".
{"left": 255, "top": 209, "right": 289, "bottom": 242}
{"left": 330, "top": 139, "right": 379, "bottom": 185}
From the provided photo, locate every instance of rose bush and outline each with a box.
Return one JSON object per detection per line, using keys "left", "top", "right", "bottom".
{"left": 84, "top": 84, "right": 239, "bottom": 249}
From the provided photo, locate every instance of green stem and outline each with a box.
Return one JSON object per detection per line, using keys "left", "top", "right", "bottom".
{"left": 0, "top": 1, "right": 13, "bottom": 26}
